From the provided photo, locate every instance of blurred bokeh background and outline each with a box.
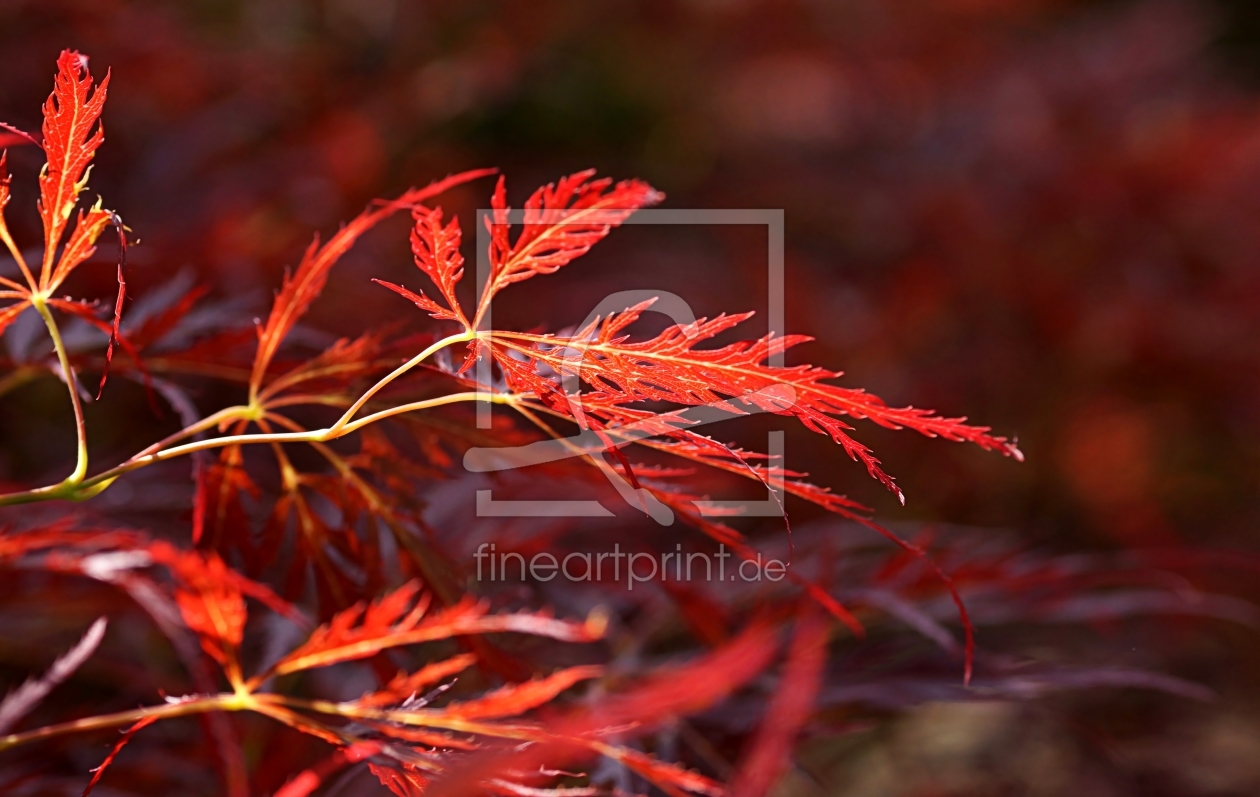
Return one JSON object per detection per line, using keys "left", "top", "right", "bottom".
{"left": 3, "top": 0, "right": 1260, "bottom": 794}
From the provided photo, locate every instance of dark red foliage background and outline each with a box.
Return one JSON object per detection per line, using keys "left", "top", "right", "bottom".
{"left": 3, "top": 0, "right": 1260, "bottom": 794}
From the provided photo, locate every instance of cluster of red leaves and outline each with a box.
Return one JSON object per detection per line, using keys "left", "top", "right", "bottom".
{"left": 4, "top": 44, "right": 1226, "bottom": 797}
{"left": 0, "top": 49, "right": 1031, "bottom": 795}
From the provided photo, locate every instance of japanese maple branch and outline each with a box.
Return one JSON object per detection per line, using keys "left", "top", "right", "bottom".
{"left": 0, "top": 220, "right": 36, "bottom": 292}
{"left": 326, "top": 329, "right": 474, "bottom": 435}
{"left": 0, "top": 693, "right": 253, "bottom": 753}
{"left": 32, "top": 296, "right": 89, "bottom": 486}
{"left": 264, "top": 694, "right": 542, "bottom": 742}
{"left": 130, "top": 405, "right": 261, "bottom": 460}
{"left": 0, "top": 392, "right": 510, "bottom": 507}
{"left": 0, "top": 692, "right": 361, "bottom": 756}
{"left": 0, "top": 329, "right": 478, "bottom": 506}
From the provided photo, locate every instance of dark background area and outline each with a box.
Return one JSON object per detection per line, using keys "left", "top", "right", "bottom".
{"left": 3, "top": 0, "right": 1260, "bottom": 794}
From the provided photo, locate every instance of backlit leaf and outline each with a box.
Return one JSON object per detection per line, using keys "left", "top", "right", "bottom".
{"left": 269, "top": 584, "right": 603, "bottom": 677}
{"left": 473, "top": 170, "right": 662, "bottom": 325}
{"left": 38, "top": 50, "right": 109, "bottom": 290}
{"left": 249, "top": 169, "right": 494, "bottom": 395}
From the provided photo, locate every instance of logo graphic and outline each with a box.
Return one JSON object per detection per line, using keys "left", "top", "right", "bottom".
{"left": 466, "top": 208, "right": 788, "bottom": 524}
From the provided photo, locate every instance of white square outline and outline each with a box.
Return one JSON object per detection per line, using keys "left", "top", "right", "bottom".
{"left": 471, "top": 208, "right": 786, "bottom": 522}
